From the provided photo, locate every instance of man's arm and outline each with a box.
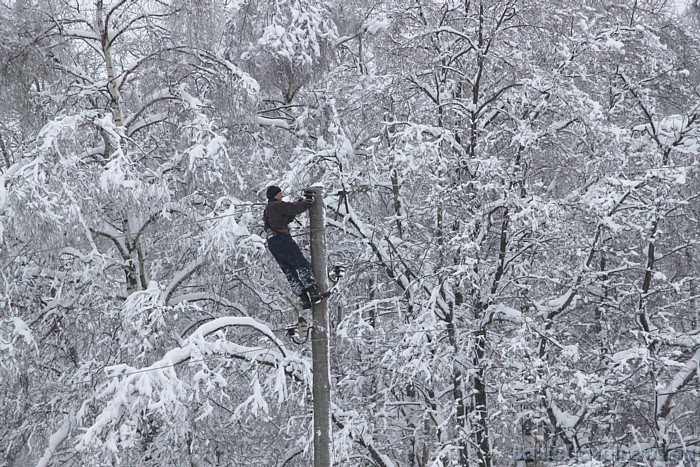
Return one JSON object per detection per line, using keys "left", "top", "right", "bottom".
{"left": 277, "top": 199, "right": 312, "bottom": 216}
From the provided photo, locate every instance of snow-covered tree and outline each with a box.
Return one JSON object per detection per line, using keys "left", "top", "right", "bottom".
{"left": 1, "top": 0, "right": 698, "bottom": 465}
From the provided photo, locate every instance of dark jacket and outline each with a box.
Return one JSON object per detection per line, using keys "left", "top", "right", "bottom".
{"left": 264, "top": 199, "right": 312, "bottom": 232}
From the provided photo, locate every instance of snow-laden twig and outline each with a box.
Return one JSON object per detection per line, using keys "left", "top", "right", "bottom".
{"left": 161, "top": 256, "right": 206, "bottom": 306}
{"left": 657, "top": 347, "right": 700, "bottom": 419}
{"left": 35, "top": 410, "right": 74, "bottom": 467}
{"left": 76, "top": 317, "right": 309, "bottom": 453}
{"left": 326, "top": 197, "right": 453, "bottom": 320}
{"left": 333, "top": 411, "right": 397, "bottom": 467}
{"left": 481, "top": 303, "right": 526, "bottom": 326}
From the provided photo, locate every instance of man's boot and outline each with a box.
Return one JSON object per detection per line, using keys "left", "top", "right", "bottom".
{"left": 299, "top": 292, "right": 312, "bottom": 309}
{"left": 306, "top": 286, "right": 322, "bottom": 304}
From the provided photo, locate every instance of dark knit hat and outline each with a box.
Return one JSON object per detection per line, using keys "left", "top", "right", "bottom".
{"left": 266, "top": 185, "right": 282, "bottom": 200}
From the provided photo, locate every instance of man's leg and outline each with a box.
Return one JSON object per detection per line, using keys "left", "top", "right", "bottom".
{"left": 270, "top": 235, "right": 317, "bottom": 289}
{"left": 273, "top": 256, "right": 305, "bottom": 296}
{"left": 280, "top": 240, "right": 320, "bottom": 299}
{"left": 285, "top": 248, "right": 322, "bottom": 303}
{"left": 268, "top": 236, "right": 312, "bottom": 308}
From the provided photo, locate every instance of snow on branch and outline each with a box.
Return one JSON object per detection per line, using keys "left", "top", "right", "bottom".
{"left": 256, "top": 115, "right": 292, "bottom": 129}
{"left": 326, "top": 198, "right": 411, "bottom": 289}
{"left": 161, "top": 256, "right": 206, "bottom": 306}
{"left": 197, "top": 200, "right": 266, "bottom": 265}
{"left": 61, "top": 28, "right": 100, "bottom": 41}
{"left": 327, "top": 197, "right": 454, "bottom": 320}
{"left": 168, "top": 292, "right": 248, "bottom": 316}
{"left": 0, "top": 316, "right": 36, "bottom": 361}
{"left": 196, "top": 51, "right": 260, "bottom": 94}
{"left": 77, "top": 317, "right": 309, "bottom": 453}
{"left": 36, "top": 410, "right": 74, "bottom": 467}
{"left": 481, "top": 303, "right": 525, "bottom": 326}
{"left": 333, "top": 411, "right": 396, "bottom": 467}
{"left": 328, "top": 197, "right": 451, "bottom": 317}
{"left": 534, "top": 287, "right": 578, "bottom": 319}
{"left": 657, "top": 347, "right": 700, "bottom": 419}
{"left": 36, "top": 112, "right": 97, "bottom": 152}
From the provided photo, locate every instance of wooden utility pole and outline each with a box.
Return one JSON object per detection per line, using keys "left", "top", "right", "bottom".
{"left": 307, "top": 185, "right": 332, "bottom": 466}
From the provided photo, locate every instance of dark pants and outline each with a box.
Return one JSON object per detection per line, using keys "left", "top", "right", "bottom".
{"left": 267, "top": 233, "right": 316, "bottom": 296}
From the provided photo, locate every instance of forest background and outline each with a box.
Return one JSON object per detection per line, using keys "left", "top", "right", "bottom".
{"left": 1, "top": 0, "right": 700, "bottom": 466}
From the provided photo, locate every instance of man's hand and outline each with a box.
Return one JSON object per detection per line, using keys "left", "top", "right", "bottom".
{"left": 303, "top": 189, "right": 315, "bottom": 202}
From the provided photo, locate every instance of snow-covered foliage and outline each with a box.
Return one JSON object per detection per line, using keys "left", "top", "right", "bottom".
{"left": 1, "top": 0, "right": 699, "bottom": 465}
{"left": 75, "top": 317, "right": 310, "bottom": 460}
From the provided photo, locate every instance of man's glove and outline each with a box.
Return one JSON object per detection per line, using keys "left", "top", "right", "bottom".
{"left": 303, "top": 189, "right": 315, "bottom": 202}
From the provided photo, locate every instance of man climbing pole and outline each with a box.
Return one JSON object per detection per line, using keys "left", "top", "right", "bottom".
{"left": 263, "top": 185, "right": 322, "bottom": 309}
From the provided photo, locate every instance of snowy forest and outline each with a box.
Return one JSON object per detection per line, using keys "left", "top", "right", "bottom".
{"left": 1, "top": 0, "right": 699, "bottom": 465}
